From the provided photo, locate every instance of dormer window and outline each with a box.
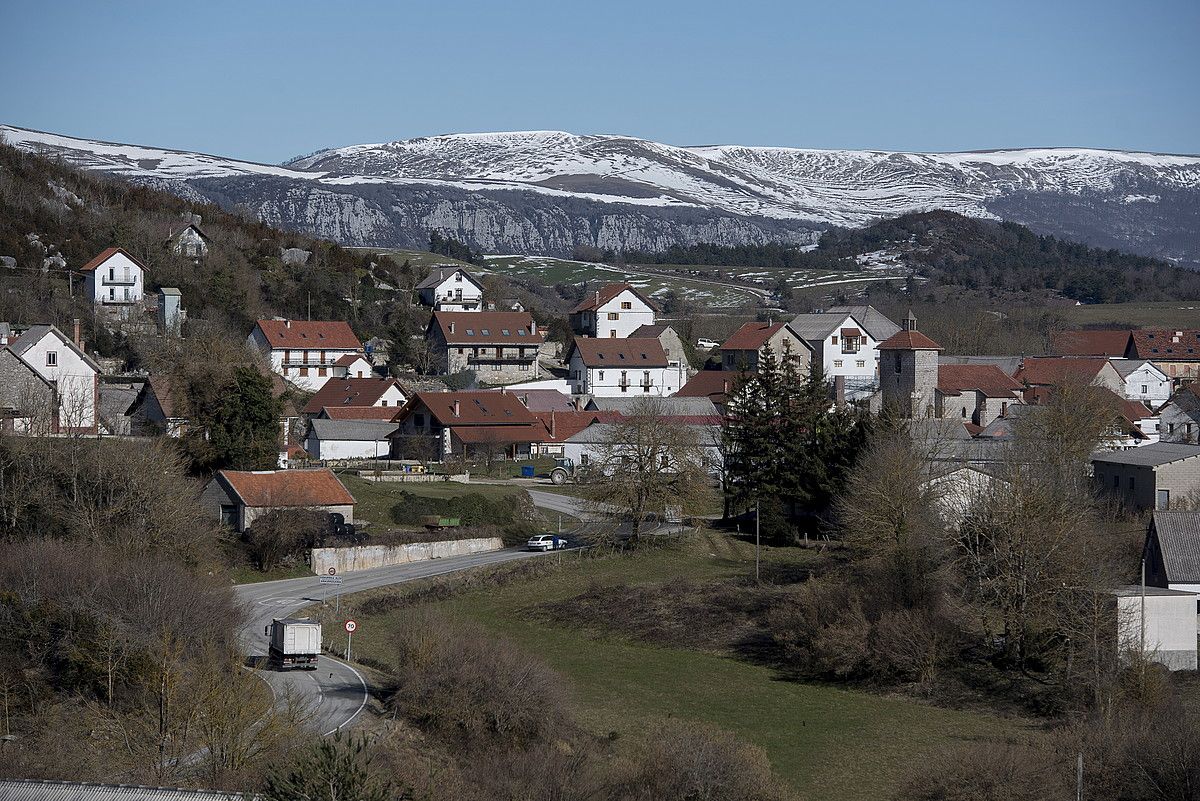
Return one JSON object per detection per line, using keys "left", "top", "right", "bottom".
{"left": 502, "top": 329, "right": 510, "bottom": 336}
{"left": 466, "top": 329, "right": 474, "bottom": 336}
{"left": 481, "top": 329, "right": 490, "bottom": 336}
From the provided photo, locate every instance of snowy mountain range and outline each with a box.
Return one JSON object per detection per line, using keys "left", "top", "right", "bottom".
{"left": 3, "top": 124, "right": 1198, "bottom": 264}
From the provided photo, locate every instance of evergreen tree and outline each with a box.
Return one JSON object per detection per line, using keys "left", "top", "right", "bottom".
{"left": 263, "top": 733, "right": 402, "bottom": 801}
{"left": 206, "top": 366, "right": 282, "bottom": 470}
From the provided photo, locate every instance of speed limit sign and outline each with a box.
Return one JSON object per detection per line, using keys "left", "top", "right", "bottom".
{"left": 344, "top": 620, "right": 357, "bottom": 633}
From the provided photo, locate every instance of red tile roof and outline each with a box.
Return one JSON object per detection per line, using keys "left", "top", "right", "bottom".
{"left": 429, "top": 311, "right": 543, "bottom": 345}
{"left": 303, "top": 378, "right": 403, "bottom": 414}
{"left": 254, "top": 319, "right": 361, "bottom": 351}
{"left": 1129, "top": 329, "right": 1200, "bottom": 361}
{"left": 1015, "top": 357, "right": 1110, "bottom": 386}
{"left": 318, "top": 406, "right": 399, "bottom": 420}
{"left": 720, "top": 322, "right": 784, "bottom": 352}
{"left": 1051, "top": 329, "right": 1132, "bottom": 356}
{"left": 334, "top": 353, "right": 369, "bottom": 367}
{"left": 570, "top": 283, "right": 660, "bottom": 314}
{"left": 531, "top": 410, "right": 607, "bottom": 443}
{"left": 676, "top": 370, "right": 738, "bottom": 404}
{"left": 404, "top": 391, "right": 538, "bottom": 426}
{"left": 513, "top": 389, "right": 575, "bottom": 412}
{"left": 568, "top": 337, "right": 669, "bottom": 368}
{"left": 452, "top": 424, "right": 546, "bottom": 444}
{"left": 877, "top": 329, "right": 942, "bottom": 350}
{"left": 937, "top": 365, "right": 1023, "bottom": 398}
{"left": 218, "top": 468, "right": 355, "bottom": 508}
{"left": 79, "top": 246, "right": 149, "bottom": 273}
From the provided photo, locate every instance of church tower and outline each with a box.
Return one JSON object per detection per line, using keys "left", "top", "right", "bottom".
{"left": 877, "top": 311, "right": 942, "bottom": 418}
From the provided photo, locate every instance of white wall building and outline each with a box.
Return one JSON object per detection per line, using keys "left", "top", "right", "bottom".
{"left": 789, "top": 312, "right": 882, "bottom": 399}
{"left": 6, "top": 323, "right": 100, "bottom": 433}
{"left": 247, "top": 319, "right": 363, "bottom": 392}
{"left": 304, "top": 418, "right": 397, "bottom": 461}
{"left": 80, "top": 248, "right": 146, "bottom": 312}
{"left": 1111, "top": 359, "right": 1172, "bottom": 410}
{"left": 569, "top": 283, "right": 658, "bottom": 339}
{"left": 416, "top": 267, "right": 485, "bottom": 312}
{"left": 567, "top": 338, "right": 681, "bottom": 398}
{"left": 1113, "top": 586, "right": 1198, "bottom": 671}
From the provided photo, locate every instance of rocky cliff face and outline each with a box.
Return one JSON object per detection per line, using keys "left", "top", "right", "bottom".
{"left": 4, "top": 125, "right": 1197, "bottom": 263}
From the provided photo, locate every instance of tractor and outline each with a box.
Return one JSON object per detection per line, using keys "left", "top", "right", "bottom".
{"left": 549, "top": 457, "right": 578, "bottom": 485}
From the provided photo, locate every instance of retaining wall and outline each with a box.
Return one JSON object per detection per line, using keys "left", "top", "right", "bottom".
{"left": 355, "top": 471, "right": 471, "bottom": 484}
{"left": 310, "top": 536, "right": 503, "bottom": 575}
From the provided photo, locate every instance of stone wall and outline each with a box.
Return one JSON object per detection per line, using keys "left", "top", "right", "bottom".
{"left": 310, "top": 536, "right": 504, "bottom": 575}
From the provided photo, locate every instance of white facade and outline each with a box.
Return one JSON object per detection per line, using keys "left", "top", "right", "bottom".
{"left": 792, "top": 313, "right": 880, "bottom": 398}
{"left": 1113, "top": 359, "right": 1172, "bottom": 409}
{"left": 84, "top": 250, "right": 145, "bottom": 309}
{"left": 247, "top": 322, "right": 363, "bottom": 392}
{"left": 1114, "top": 587, "right": 1198, "bottom": 671}
{"left": 334, "top": 355, "right": 375, "bottom": 379}
{"left": 11, "top": 326, "right": 99, "bottom": 432}
{"left": 562, "top": 422, "right": 723, "bottom": 476}
{"left": 573, "top": 288, "right": 657, "bottom": 339}
{"left": 567, "top": 352, "right": 682, "bottom": 398}
{"left": 171, "top": 225, "right": 208, "bottom": 258}
{"left": 418, "top": 268, "right": 484, "bottom": 311}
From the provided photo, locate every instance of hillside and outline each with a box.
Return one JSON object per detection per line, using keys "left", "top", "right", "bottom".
{"left": 4, "top": 125, "right": 1198, "bottom": 265}
{"left": 0, "top": 141, "right": 421, "bottom": 353}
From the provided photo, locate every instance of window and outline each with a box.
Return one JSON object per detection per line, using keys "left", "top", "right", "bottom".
{"left": 598, "top": 370, "right": 605, "bottom": 380}
{"left": 481, "top": 329, "right": 490, "bottom": 336}
{"left": 856, "top": 360, "right": 865, "bottom": 368}
{"left": 580, "top": 453, "right": 590, "bottom": 467}
{"left": 831, "top": 335, "right": 838, "bottom": 345}
{"left": 621, "top": 301, "right": 632, "bottom": 310}
{"left": 608, "top": 312, "right": 619, "bottom": 320}
{"left": 381, "top": 400, "right": 388, "bottom": 407}
{"left": 1157, "top": 489, "right": 1170, "bottom": 510}
{"left": 318, "top": 367, "right": 327, "bottom": 376}
{"left": 961, "top": 408, "right": 966, "bottom": 418}
{"left": 661, "top": 455, "right": 669, "bottom": 468}
{"left": 610, "top": 329, "right": 617, "bottom": 338}
{"left": 1001, "top": 402, "right": 1009, "bottom": 416}
{"left": 219, "top": 504, "right": 238, "bottom": 528}
{"left": 466, "top": 329, "right": 475, "bottom": 336}
{"left": 46, "top": 351, "right": 57, "bottom": 367}
{"left": 299, "top": 367, "right": 309, "bottom": 376}
{"left": 894, "top": 353, "right": 902, "bottom": 374}
{"left": 833, "top": 360, "right": 843, "bottom": 368}
{"left": 108, "top": 267, "right": 114, "bottom": 281}
{"left": 458, "top": 347, "right": 464, "bottom": 354}
{"left": 1142, "top": 385, "right": 1149, "bottom": 394}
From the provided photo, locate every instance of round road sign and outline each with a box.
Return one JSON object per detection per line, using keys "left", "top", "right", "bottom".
{"left": 328, "top": 567, "right": 337, "bottom": 575}
{"left": 344, "top": 620, "right": 357, "bottom": 633}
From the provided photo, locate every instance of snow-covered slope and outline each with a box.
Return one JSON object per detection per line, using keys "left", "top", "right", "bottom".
{"left": 4, "top": 124, "right": 1198, "bottom": 262}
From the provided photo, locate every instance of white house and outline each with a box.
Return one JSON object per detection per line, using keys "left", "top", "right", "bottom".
{"left": 569, "top": 283, "right": 659, "bottom": 339}
{"left": 562, "top": 419, "right": 723, "bottom": 478}
{"left": 416, "top": 267, "right": 485, "bottom": 312}
{"left": 5, "top": 323, "right": 100, "bottom": 433}
{"left": 169, "top": 223, "right": 209, "bottom": 259}
{"left": 789, "top": 311, "right": 881, "bottom": 399}
{"left": 1111, "top": 358, "right": 1172, "bottom": 410}
{"left": 301, "top": 377, "right": 407, "bottom": 416}
{"left": 304, "top": 418, "right": 397, "bottom": 461}
{"left": 333, "top": 353, "right": 375, "bottom": 379}
{"left": 80, "top": 247, "right": 146, "bottom": 311}
{"left": 247, "top": 319, "right": 363, "bottom": 392}
{"left": 567, "top": 338, "right": 681, "bottom": 398}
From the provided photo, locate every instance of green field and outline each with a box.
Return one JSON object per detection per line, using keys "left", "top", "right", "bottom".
{"left": 1057, "top": 301, "right": 1200, "bottom": 328}
{"left": 337, "top": 472, "right": 533, "bottom": 527}
{"left": 323, "top": 533, "right": 1024, "bottom": 800}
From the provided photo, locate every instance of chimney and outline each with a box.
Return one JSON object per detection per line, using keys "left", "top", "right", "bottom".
{"left": 72, "top": 318, "right": 81, "bottom": 347}
{"left": 834, "top": 374, "right": 846, "bottom": 408}
{"left": 449, "top": 322, "right": 455, "bottom": 334}
{"left": 530, "top": 319, "right": 537, "bottom": 335}
{"left": 550, "top": 410, "right": 556, "bottom": 437}
{"left": 594, "top": 290, "right": 600, "bottom": 307}
{"left": 285, "top": 319, "right": 292, "bottom": 329}
{"left": 722, "top": 379, "right": 729, "bottom": 394}
{"left": 453, "top": 399, "right": 460, "bottom": 418}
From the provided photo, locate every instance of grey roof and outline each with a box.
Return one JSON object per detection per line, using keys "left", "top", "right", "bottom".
{"left": 513, "top": 389, "right": 574, "bottom": 412}
{"left": 159, "top": 286, "right": 183, "bottom": 296}
{"left": 10, "top": 324, "right": 102, "bottom": 372}
{"left": 939, "top": 354, "right": 1022, "bottom": 377}
{"left": 1110, "top": 584, "right": 1198, "bottom": 597}
{"left": 1091, "top": 442, "right": 1200, "bottom": 467}
{"left": 100, "top": 383, "right": 140, "bottom": 421}
{"left": 0, "top": 780, "right": 254, "bottom": 801}
{"left": 825, "top": 305, "right": 901, "bottom": 341}
{"left": 416, "top": 266, "right": 482, "bottom": 290}
{"left": 308, "top": 418, "right": 397, "bottom": 441}
{"left": 788, "top": 312, "right": 854, "bottom": 341}
{"left": 584, "top": 396, "right": 719, "bottom": 416}
{"left": 1109, "top": 358, "right": 1164, "bottom": 379}
{"left": 1150, "top": 511, "right": 1200, "bottom": 583}
{"left": 630, "top": 323, "right": 673, "bottom": 338}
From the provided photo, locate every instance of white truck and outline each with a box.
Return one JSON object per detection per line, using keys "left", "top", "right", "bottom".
{"left": 266, "top": 617, "right": 322, "bottom": 670}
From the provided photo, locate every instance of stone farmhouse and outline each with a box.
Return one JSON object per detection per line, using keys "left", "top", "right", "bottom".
{"left": 425, "top": 311, "right": 544, "bottom": 383}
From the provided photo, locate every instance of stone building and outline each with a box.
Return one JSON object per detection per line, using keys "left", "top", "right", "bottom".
{"left": 424, "top": 311, "right": 543, "bottom": 384}
{"left": 878, "top": 312, "right": 942, "bottom": 418}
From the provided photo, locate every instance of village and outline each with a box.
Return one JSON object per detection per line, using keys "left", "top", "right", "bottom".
{"left": 4, "top": 233, "right": 1200, "bottom": 682}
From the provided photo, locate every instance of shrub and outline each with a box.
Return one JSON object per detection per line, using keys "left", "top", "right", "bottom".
{"left": 387, "top": 612, "right": 570, "bottom": 748}
{"left": 389, "top": 490, "right": 539, "bottom": 542}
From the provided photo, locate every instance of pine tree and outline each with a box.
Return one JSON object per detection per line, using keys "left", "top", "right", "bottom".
{"left": 206, "top": 366, "right": 282, "bottom": 470}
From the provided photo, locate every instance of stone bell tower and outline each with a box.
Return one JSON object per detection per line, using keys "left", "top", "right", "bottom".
{"left": 877, "top": 311, "right": 942, "bottom": 418}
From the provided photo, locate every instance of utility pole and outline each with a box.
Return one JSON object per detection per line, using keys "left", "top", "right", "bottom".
{"left": 1076, "top": 752, "right": 1083, "bottom": 801}
{"left": 755, "top": 499, "right": 761, "bottom": 584}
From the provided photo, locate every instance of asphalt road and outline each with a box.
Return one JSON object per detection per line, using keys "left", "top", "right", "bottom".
{"left": 235, "top": 547, "right": 546, "bottom": 735}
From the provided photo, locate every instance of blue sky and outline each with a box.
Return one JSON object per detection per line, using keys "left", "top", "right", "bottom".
{"left": 2, "top": 0, "right": 1196, "bottom": 163}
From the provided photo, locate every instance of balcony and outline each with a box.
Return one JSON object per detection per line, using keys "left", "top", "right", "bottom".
{"left": 103, "top": 275, "right": 137, "bottom": 286}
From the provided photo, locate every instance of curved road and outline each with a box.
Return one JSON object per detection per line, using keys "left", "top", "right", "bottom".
{"left": 236, "top": 546, "right": 548, "bottom": 735}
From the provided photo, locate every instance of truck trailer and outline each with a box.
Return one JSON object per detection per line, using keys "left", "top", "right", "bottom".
{"left": 266, "top": 617, "right": 322, "bottom": 670}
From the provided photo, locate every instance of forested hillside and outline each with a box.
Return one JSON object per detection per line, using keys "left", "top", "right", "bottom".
{"left": 623, "top": 210, "right": 1200, "bottom": 305}
{"left": 0, "top": 142, "right": 421, "bottom": 351}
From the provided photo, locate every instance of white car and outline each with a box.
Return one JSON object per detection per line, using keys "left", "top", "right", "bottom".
{"left": 696, "top": 338, "right": 720, "bottom": 350}
{"left": 527, "top": 534, "right": 568, "bottom": 551}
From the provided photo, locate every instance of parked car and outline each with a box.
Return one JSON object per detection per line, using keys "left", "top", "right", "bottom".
{"left": 527, "top": 533, "right": 568, "bottom": 551}
{"left": 696, "top": 338, "right": 720, "bottom": 350}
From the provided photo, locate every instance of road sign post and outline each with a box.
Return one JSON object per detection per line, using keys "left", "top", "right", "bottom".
{"left": 344, "top": 619, "right": 357, "bottom": 661}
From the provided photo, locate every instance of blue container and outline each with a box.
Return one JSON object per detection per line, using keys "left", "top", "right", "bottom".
{"left": 521, "top": 465, "right": 535, "bottom": 478}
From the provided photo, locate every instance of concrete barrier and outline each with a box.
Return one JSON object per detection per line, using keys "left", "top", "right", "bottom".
{"left": 310, "top": 536, "right": 504, "bottom": 575}
{"left": 355, "top": 472, "right": 471, "bottom": 484}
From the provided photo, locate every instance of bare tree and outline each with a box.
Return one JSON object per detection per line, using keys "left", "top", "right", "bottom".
{"left": 580, "top": 397, "right": 711, "bottom": 542}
